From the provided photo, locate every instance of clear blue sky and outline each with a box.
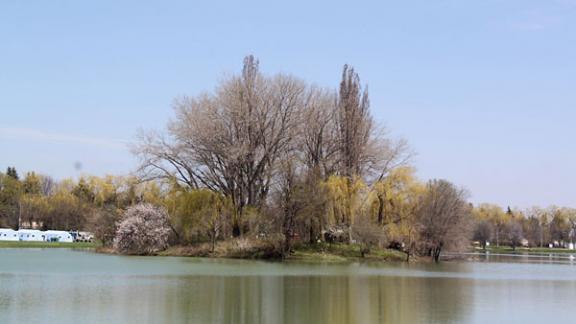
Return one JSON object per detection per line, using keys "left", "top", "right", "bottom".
{"left": 1, "top": 0, "right": 575, "bottom": 208}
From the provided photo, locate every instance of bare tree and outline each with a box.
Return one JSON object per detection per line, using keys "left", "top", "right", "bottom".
{"left": 40, "top": 175, "right": 55, "bottom": 196}
{"left": 565, "top": 208, "right": 576, "bottom": 244}
{"left": 352, "top": 213, "right": 385, "bottom": 257}
{"left": 274, "top": 157, "right": 305, "bottom": 257}
{"left": 417, "top": 179, "right": 472, "bottom": 262}
{"left": 473, "top": 220, "right": 493, "bottom": 251}
{"left": 135, "top": 56, "right": 307, "bottom": 236}
{"left": 299, "top": 88, "right": 339, "bottom": 179}
{"left": 506, "top": 221, "right": 523, "bottom": 251}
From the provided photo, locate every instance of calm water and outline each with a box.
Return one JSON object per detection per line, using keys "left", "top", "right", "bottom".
{"left": 1, "top": 249, "right": 576, "bottom": 323}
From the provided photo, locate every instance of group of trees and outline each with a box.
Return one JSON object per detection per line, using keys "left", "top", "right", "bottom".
{"left": 4, "top": 57, "right": 567, "bottom": 261}
{"left": 472, "top": 204, "right": 576, "bottom": 250}
{"left": 131, "top": 56, "right": 472, "bottom": 260}
{"left": 0, "top": 168, "right": 162, "bottom": 240}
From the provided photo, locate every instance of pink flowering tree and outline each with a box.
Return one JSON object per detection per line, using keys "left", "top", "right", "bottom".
{"left": 114, "top": 203, "right": 172, "bottom": 255}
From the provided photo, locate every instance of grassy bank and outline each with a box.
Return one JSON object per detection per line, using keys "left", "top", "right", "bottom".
{"left": 289, "top": 243, "right": 408, "bottom": 263}
{"left": 0, "top": 241, "right": 98, "bottom": 249}
{"left": 158, "top": 240, "right": 408, "bottom": 263}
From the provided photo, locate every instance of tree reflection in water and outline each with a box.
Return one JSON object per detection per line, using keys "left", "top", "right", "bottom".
{"left": 161, "top": 275, "right": 470, "bottom": 324}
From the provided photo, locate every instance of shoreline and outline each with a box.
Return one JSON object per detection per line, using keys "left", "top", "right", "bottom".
{"left": 6, "top": 240, "right": 575, "bottom": 264}
{"left": 99, "top": 241, "right": 412, "bottom": 263}
{"left": 0, "top": 241, "right": 98, "bottom": 249}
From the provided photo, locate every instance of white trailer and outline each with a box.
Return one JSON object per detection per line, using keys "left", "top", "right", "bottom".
{"left": 18, "top": 229, "right": 45, "bottom": 242}
{"left": 0, "top": 228, "right": 19, "bottom": 241}
{"left": 44, "top": 230, "right": 74, "bottom": 243}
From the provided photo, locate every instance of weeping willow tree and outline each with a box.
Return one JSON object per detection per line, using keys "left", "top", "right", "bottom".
{"left": 322, "top": 175, "right": 367, "bottom": 228}
{"left": 369, "top": 167, "right": 423, "bottom": 260}
{"left": 164, "top": 188, "right": 232, "bottom": 245}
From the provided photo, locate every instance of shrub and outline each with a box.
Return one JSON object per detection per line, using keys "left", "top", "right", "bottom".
{"left": 90, "top": 206, "right": 120, "bottom": 247}
{"left": 113, "top": 203, "right": 171, "bottom": 255}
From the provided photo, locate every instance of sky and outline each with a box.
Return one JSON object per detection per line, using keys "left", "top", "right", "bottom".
{"left": 1, "top": 0, "right": 575, "bottom": 208}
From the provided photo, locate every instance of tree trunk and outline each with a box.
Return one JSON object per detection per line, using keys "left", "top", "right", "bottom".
{"left": 433, "top": 247, "right": 442, "bottom": 262}
{"left": 232, "top": 222, "right": 241, "bottom": 237}
{"left": 377, "top": 195, "right": 384, "bottom": 225}
{"left": 309, "top": 225, "right": 316, "bottom": 244}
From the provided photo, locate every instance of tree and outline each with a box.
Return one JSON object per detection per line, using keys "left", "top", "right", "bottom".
{"left": 90, "top": 206, "right": 120, "bottom": 247}
{"left": 89, "top": 175, "right": 120, "bottom": 207}
{"left": 475, "top": 204, "right": 508, "bottom": 247}
{"left": 417, "top": 179, "right": 472, "bottom": 262}
{"left": 166, "top": 189, "right": 231, "bottom": 245}
{"left": 42, "top": 187, "right": 88, "bottom": 230}
{"left": 114, "top": 204, "right": 172, "bottom": 255}
{"left": 371, "top": 167, "right": 421, "bottom": 227}
{"left": 135, "top": 56, "right": 307, "bottom": 236}
{"left": 351, "top": 212, "right": 384, "bottom": 257}
{"left": 323, "top": 175, "right": 366, "bottom": 231}
{"left": 0, "top": 171, "right": 22, "bottom": 228}
{"left": 299, "top": 88, "right": 339, "bottom": 179}
{"left": 22, "top": 172, "right": 41, "bottom": 195}
{"left": 370, "top": 167, "right": 422, "bottom": 260}
{"left": 565, "top": 208, "right": 576, "bottom": 244}
{"left": 275, "top": 158, "right": 302, "bottom": 256}
{"left": 40, "top": 175, "right": 55, "bottom": 196}
{"left": 336, "top": 65, "right": 373, "bottom": 178}
{"left": 549, "top": 206, "right": 570, "bottom": 245}
{"left": 6, "top": 167, "right": 19, "bottom": 180}
{"left": 19, "top": 194, "right": 49, "bottom": 229}
{"left": 294, "top": 171, "right": 329, "bottom": 244}
{"left": 523, "top": 207, "right": 550, "bottom": 247}
{"left": 473, "top": 220, "right": 493, "bottom": 251}
{"left": 506, "top": 221, "right": 523, "bottom": 251}
{"left": 72, "top": 178, "right": 95, "bottom": 204}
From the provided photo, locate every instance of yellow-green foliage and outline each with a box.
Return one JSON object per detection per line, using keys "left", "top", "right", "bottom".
{"left": 165, "top": 189, "right": 231, "bottom": 243}
{"left": 22, "top": 172, "right": 42, "bottom": 195}
{"left": 322, "top": 175, "right": 366, "bottom": 226}
{"left": 473, "top": 203, "right": 508, "bottom": 223}
{"left": 138, "top": 180, "right": 164, "bottom": 206}
{"left": 88, "top": 175, "right": 119, "bottom": 207}
{"left": 370, "top": 167, "right": 423, "bottom": 244}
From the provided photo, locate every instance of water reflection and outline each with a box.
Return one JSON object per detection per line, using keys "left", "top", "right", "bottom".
{"left": 156, "top": 275, "right": 470, "bottom": 324}
{"left": 0, "top": 272, "right": 471, "bottom": 323}
{"left": 2, "top": 249, "right": 576, "bottom": 323}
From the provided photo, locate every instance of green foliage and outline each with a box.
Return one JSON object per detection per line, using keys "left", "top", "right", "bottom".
{"left": 166, "top": 189, "right": 232, "bottom": 244}
{"left": 0, "top": 171, "right": 22, "bottom": 228}
{"left": 72, "top": 178, "right": 95, "bottom": 204}
{"left": 6, "top": 167, "right": 19, "bottom": 180}
{"left": 290, "top": 242, "right": 406, "bottom": 263}
{"left": 22, "top": 172, "right": 41, "bottom": 195}
{"left": 89, "top": 206, "right": 121, "bottom": 247}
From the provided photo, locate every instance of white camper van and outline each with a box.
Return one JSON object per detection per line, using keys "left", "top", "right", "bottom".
{"left": 18, "top": 229, "right": 45, "bottom": 242}
{"left": 0, "top": 228, "right": 19, "bottom": 241}
{"left": 44, "top": 230, "right": 74, "bottom": 243}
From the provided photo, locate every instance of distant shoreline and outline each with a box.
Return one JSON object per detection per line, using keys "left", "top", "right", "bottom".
{"left": 0, "top": 241, "right": 97, "bottom": 249}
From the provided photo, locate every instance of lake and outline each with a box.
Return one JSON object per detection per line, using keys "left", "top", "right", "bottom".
{"left": 1, "top": 249, "right": 576, "bottom": 323}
